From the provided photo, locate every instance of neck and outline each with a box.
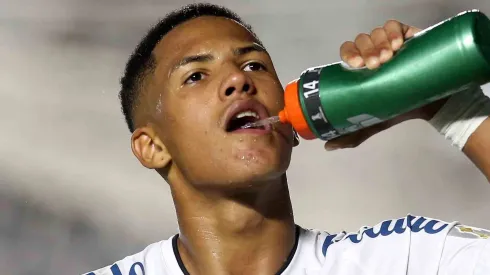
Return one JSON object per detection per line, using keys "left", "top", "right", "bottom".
{"left": 170, "top": 175, "right": 296, "bottom": 275}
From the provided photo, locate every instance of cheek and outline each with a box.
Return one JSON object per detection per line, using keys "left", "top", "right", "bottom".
{"left": 184, "top": 98, "right": 217, "bottom": 133}
{"left": 274, "top": 90, "right": 285, "bottom": 110}
{"left": 167, "top": 98, "right": 224, "bottom": 157}
{"left": 258, "top": 77, "right": 285, "bottom": 112}
{"left": 168, "top": 89, "right": 216, "bottom": 126}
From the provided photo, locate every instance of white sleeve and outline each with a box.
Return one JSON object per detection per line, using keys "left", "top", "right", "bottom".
{"left": 319, "top": 215, "right": 490, "bottom": 275}
{"left": 438, "top": 224, "right": 490, "bottom": 275}
{"left": 320, "top": 215, "right": 457, "bottom": 275}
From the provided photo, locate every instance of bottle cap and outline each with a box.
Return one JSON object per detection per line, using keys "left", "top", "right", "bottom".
{"left": 280, "top": 80, "right": 316, "bottom": 140}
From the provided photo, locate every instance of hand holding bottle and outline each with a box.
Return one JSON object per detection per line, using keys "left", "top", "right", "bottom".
{"left": 324, "top": 20, "right": 445, "bottom": 151}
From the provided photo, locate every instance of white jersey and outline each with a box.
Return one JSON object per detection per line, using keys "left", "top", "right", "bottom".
{"left": 84, "top": 215, "right": 490, "bottom": 275}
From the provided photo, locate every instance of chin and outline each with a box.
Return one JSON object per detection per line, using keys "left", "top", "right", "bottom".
{"left": 225, "top": 157, "right": 289, "bottom": 185}
{"left": 231, "top": 138, "right": 290, "bottom": 161}
{"left": 220, "top": 173, "right": 285, "bottom": 192}
{"left": 228, "top": 143, "right": 290, "bottom": 176}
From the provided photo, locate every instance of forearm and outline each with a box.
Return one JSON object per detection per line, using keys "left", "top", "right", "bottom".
{"left": 463, "top": 117, "right": 490, "bottom": 181}
{"left": 427, "top": 87, "right": 490, "bottom": 182}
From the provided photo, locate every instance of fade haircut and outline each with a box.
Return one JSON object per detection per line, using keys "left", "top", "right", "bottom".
{"left": 119, "top": 3, "right": 263, "bottom": 132}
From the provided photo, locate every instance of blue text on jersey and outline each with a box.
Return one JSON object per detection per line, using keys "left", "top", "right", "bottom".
{"left": 322, "top": 215, "right": 449, "bottom": 256}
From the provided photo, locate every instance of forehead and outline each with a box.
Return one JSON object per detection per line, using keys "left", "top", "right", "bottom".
{"left": 153, "top": 16, "right": 258, "bottom": 68}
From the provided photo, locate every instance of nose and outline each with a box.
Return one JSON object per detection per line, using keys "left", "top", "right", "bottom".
{"left": 219, "top": 70, "right": 256, "bottom": 101}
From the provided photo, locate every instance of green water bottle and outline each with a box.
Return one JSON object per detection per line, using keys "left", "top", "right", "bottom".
{"left": 278, "top": 10, "right": 490, "bottom": 140}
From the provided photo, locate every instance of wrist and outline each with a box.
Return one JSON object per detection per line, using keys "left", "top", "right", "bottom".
{"left": 429, "top": 86, "right": 490, "bottom": 150}
{"left": 418, "top": 98, "right": 450, "bottom": 121}
{"left": 395, "top": 98, "right": 450, "bottom": 123}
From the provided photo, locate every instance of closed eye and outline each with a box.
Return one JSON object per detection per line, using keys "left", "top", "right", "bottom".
{"left": 243, "top": 62, "right": 266, "bottom": 72}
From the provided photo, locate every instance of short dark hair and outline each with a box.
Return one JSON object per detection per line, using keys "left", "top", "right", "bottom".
{"left": 119, "top": 3, "right": 262, "bottom": 132}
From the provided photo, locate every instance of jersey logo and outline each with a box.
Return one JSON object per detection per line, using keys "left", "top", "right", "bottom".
{"left": 322, "top": 215, "right": 449, "bottom": 256}
{"left": 85, "top": 262, "right": 145, "bottom": 275}
{"left": 451, "top": 225, "right": 490, "bottom": 239}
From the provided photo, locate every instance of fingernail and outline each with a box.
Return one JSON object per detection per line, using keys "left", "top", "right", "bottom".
{"left": 324, "top": 144, "right": 339, "bottom": 151}
{"left": 351, "top": 56, "right": 364, "bottom": 67}
{"left": 367, "top": 57, "right": 379, "bottom": 68}
{"left": 391, "top": 37, "right": 403, "bottom": 49}
{"left": 380, "top": 49, "right": 391, "bottom": 61}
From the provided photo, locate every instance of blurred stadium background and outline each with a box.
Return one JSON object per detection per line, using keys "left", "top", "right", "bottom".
{"left": 1, "top": 0, "right": 490, "bottom": 274}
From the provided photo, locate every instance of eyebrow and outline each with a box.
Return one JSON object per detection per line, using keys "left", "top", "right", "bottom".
{"left": 170, "top": 43, "right": 267, "bottom": 75}
{"left": 233, "top": 44, "right": 267, "bottom": 56}
{"left": 171, "top": 54, "right": 214, "bottom": 74}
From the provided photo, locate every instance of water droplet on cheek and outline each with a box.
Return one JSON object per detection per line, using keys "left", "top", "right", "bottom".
{"left": 245, "top": 156, "right": 258, "bottom": 165}
{"left": 156, "top": 95, "right": 163, "bottom": 113}
{"left": 239, "top": 138, "right": 244, "bottom": 142}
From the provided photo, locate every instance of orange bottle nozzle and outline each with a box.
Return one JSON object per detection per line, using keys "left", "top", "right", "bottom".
{"left": 282, "top": 80, "right": 316, "bottom": 140}
{"left": 278, "top": 109, "right": 289, "bottom": 124}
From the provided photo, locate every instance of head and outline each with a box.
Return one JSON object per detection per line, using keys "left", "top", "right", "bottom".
{"left": 120, "top": 3, "right": 296, "bottom": 193}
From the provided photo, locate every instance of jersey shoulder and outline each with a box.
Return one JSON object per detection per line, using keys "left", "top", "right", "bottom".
{"left": 82, "top": 236, "right": 173, "bottom": 275}
{"left": 297, "top": 226, "right": 332, "bottom": 262}
{"left": 321, "top": 214, "right": 455, "bottom": 255}
{"left": 277, "top": 226, "right": 332, "bottom": 274}
{"left": 317, "top": 215, "right": 462, "bottom": 274}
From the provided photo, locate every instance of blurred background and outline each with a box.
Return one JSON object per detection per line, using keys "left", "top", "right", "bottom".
{"left": 1, "top": 0, "right": 490, "bottom": 274}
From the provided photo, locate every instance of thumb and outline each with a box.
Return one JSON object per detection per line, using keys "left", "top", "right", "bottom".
{"left": 324, "top": 123, "right": 391, "bottom": 151}
{"left": 324, "top": 132, "right": 369, "bottom": 151}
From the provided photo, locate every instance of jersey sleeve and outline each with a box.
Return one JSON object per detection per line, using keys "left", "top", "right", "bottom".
{"left": 438, "top": 224, "right": 490, "bottom": 275}
{"left": 319, "top": 215, "right": 490, "bottom": 275}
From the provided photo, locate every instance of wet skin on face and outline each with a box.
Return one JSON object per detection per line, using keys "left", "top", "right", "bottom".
{"left": 137, "top": 16, "right": 294, "bottom": 191}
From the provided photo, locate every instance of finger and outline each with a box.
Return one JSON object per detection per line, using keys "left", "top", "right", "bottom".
{"left": 404, "top": 26, "right": 422, "bottom": 38}
{"left": 340, "top": 41, "right": 364, "bottom": 68}
{"left": 354, "top": 33, "right": 380, "bottom": 69}
{"left": 383, "top": 20, "right": 408, "bottom": 51}
{"left": 324, "top": 132, "right": 369, "bottom": 151}
{"left": 370, "top": 27, "right": 393, "bottom": 64}
{"left": 324, "top": 123, "right": 390, "bottom": 151}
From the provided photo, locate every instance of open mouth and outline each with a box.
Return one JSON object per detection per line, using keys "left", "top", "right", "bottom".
{"left": 226, "top": 110, "right": 265, "bottom": 132}
{"left": 224, "top": 100, "right": 270, "bottom": 133}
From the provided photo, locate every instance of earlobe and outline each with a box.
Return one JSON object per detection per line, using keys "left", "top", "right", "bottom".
{"left": 131, "top": 127, "right": 172, "bottom": 169}
{"left": 293, "top": 130, "right": 300, "bottom": 147}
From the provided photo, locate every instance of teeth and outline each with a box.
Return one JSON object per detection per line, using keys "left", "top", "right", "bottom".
{"left": 235, "top": 110, "right": 259, "bottom": 119}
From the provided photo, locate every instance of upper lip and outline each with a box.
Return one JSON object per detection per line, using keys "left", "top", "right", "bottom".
{"left": 222, "top": 99, "right": 270, "bottom": 131}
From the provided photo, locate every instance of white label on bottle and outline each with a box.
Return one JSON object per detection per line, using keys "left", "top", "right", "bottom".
{"left": 345, "top": 114, "right": 383, "bottom": 132}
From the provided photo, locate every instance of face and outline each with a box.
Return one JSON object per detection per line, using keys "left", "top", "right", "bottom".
{"left": 136, "top": 16, "right": 294, "bottom": 190}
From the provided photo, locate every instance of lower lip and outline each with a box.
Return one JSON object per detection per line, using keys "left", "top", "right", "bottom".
{"left": 229, "top": 127, "right": 271, "bottom": 135}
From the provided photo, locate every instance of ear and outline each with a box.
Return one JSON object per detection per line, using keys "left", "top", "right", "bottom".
{"left": 131, "top": 127, "right": 171, "bottom": 169}
{"left": 293, "top": 130, "right": 300, "bottom": 147}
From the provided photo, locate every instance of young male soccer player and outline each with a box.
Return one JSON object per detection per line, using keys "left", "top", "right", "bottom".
{"left": 85, "top": 3, "right": 490, "bottom": 275}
